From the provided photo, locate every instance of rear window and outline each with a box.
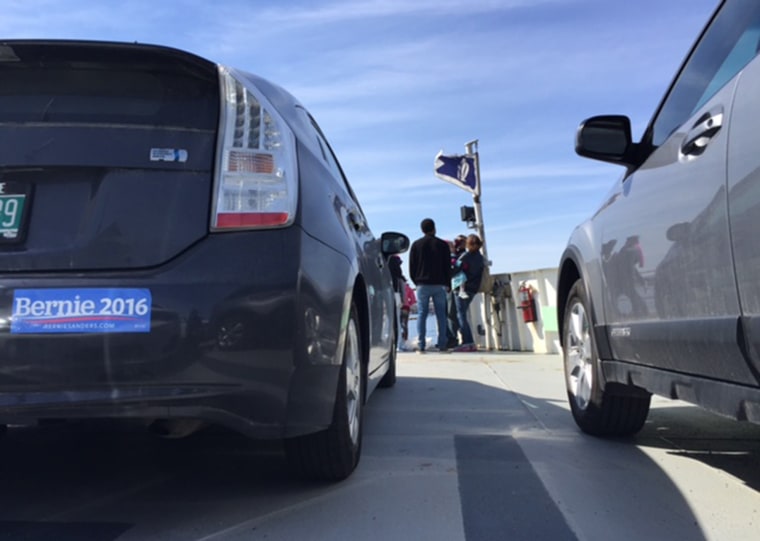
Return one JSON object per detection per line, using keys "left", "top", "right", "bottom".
{"left": 0, "top": 42, "right": 219, "bottom": 130}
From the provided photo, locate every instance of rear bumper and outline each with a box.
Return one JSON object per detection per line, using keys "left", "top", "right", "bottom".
{"left": 0, "top": 229, "right": 350, "bottom": 438}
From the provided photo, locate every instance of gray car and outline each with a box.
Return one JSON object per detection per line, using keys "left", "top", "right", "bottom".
{"left": 0, "top": 40, "right": 408, "bottom": 481}
{"left": 558, "top": 0, "right": 760, "bottom": 435}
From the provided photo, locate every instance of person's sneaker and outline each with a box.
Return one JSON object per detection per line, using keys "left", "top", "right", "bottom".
{"left": 431, "top": 346, "right": 451, "bottom": 354}
{"left": 416, "top": 348, "right": 426, "bottom": 354}
{"left": 453, "top": 343, "right": 477, "bottom": 352}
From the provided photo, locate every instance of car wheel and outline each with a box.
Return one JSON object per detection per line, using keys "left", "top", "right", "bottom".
{"left": 379, "top": 327, "right": 397, "bottom": 389}
{"left": 286, "top": 303, "right": 365, "bottom": 481}
{"left": 563, "top": 279, "right": 651, "bottom": 436}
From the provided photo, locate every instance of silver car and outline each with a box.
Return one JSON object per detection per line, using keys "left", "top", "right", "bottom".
{"left": 558, "top": 0, "right": 760, "bottom": 435}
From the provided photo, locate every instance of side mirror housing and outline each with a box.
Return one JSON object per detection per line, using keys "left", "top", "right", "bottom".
{"left": 381, "top": 232, "right": 410, "bottom": 255}
{"left": 576, "top": 115, "right": 638, "bottom": 167}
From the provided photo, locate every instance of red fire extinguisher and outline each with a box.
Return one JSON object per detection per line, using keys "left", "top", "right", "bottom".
{"left": 518, "top": 284, "right": 537, "bottom": 323}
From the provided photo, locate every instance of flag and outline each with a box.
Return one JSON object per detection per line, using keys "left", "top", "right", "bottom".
{"left": 434, "top": 151, "right": 478, "bottom": 194}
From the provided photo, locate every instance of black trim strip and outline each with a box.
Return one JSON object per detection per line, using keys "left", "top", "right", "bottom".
{"left": 601, "top": 317, "right": 757, "bottom": 385}
{"left": 602, "top": 360, "right": 760, "bottom": 422}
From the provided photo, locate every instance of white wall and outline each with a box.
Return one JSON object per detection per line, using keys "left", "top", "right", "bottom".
{"left": 471, "top": 268, "right": 561, "bottom": 354}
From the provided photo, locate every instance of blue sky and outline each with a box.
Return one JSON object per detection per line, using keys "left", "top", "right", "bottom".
{"left": 2, "top": 0, "right": 719, "bottom": 273}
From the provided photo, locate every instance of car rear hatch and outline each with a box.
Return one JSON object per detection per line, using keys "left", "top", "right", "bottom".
{"left": 0, "top": 40, "right": 220, "bottom": 271}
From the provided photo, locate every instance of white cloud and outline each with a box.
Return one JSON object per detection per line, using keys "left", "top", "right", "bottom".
{"left": 251, "top": 0, "right": 567, "bottom": 25}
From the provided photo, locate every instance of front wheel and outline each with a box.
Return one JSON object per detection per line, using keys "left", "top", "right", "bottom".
{"left": 285, "top": 303, "right": 365, "bottom": 481}
{"left": 563, "top": 279, "right": 650, "bottom": 436}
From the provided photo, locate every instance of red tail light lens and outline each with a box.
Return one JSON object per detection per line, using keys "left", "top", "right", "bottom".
{"left": 211, "top": 68, "right": 297, "bottom": 231}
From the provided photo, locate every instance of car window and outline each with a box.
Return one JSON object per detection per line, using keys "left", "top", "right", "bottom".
{"left": 309, "top": 118, "right": 347, "bottom": 185}
{"left": 301, "top": 109, "right": 367, "bottom": 217}
{"left": 0, "top": 45, "right": 218, "bottom": 130}
{"left": 651, "top": 0, "right": 760, "bottom": 147}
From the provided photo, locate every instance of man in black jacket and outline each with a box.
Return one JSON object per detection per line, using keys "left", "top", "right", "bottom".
{"left": 409, "top": 218, "right": 451, "bottom": 353}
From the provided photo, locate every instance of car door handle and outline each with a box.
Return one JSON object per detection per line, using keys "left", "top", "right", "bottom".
{"left": 348, "top": 211, "right": 364, "bottom": 231}
{"left": 681, "top": 109, "right": 723, "bottom": 156}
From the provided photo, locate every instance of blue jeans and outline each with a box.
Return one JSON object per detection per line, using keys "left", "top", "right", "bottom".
{"left": 455, "top": 292, "right": 475, "bottom": 344}
{"left": 416, "top": 284, "right": 449, "bottom": 350}
{"left": 446, "top": 290, "right": 460, "bottom": 345}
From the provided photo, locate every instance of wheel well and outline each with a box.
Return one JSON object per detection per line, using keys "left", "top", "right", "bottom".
{"left": 557, "top": 261, "right": 581, "bottom": 347}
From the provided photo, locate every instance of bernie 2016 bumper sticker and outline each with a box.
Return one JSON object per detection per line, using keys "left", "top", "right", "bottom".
{"left": 11, "top": 289, "right": 152, "bottom": 334}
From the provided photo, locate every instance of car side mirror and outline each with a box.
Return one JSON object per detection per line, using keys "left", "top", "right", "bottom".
{"left": 576, "top": 115, "right": 636, "bottom": 167}
{"left": 381, "top": 232, "right": 410, "bottom": 255}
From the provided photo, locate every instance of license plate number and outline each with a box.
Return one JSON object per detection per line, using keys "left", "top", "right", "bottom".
{"left": 0, "top": 194, "right": 26, "bottom": 240}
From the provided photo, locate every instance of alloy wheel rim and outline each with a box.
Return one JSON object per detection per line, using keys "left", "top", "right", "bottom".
{"left": 565, "top": 300, "right": 593, "bottom": 410}
{"left": 344, "top": 318, "right": 362, "bottom": 446}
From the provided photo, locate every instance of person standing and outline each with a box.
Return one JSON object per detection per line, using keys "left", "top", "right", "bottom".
{"left": 399, "top": 281, "right": 416, "bottom": 350}
{"left": 409, "top": 218, "right": 451, "bottom": 353}
{"left": 388, "top": 254, "right": 414, "bottom": 350}
{"left": 453, "top": 234, "right": 485, "bottom": 352}
{"left": 388, "top": 254, "right": 406, "bottom": 294}
{"left": 447, "top": 235, "right": 467, "bottom": 348}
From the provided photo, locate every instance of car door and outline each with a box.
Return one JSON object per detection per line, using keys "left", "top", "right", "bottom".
{"left": 335, "top": 181, "right": 393, "bottom": 379}
{"left": 597, "top": 0, "right": 760, "bottom": 384}
{"left": 306, "top": 117, "right": 393, "bottom": 377}
{"left": 726, "top": 40, "right": 760, "bottom": 384}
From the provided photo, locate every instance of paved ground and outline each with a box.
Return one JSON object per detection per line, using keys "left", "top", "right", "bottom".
{"left": 0, "top": 351, "right": 758, "bottom": 540}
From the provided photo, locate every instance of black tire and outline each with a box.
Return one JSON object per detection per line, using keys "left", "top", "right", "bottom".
{"left": 285, "top": 304, "right": 365, "bottom": 481}
{"left": 379, "top": 328, "right": 397, "bottom": 388}
{"left": 562, "top": 279, "right": 651, "bottom": 436}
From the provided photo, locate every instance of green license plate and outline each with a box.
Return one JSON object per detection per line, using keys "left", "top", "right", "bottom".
{"left": 0, "top": 193, "right": 26, "bottom": 241}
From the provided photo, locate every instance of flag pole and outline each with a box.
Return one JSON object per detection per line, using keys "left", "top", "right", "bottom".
{"left": 465, "top": 140, "right": 495, "bottom": 350}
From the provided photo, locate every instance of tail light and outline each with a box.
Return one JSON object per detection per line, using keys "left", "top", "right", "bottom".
{"left": 211, "top": 67, "right": 298, "bottom": 231}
